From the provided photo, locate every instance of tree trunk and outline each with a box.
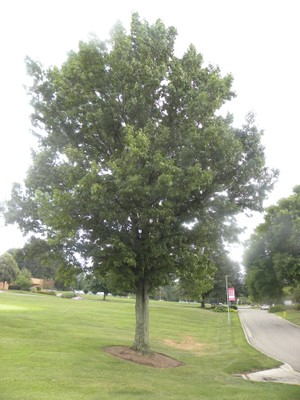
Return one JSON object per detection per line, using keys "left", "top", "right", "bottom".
{"left": 132, "top": 278, "right": 151, "bottom": 354}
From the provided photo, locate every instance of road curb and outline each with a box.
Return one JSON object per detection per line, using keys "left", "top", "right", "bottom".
{"left": 237, "top": 310, "right": 253, "bottom": 344}
{"left": 276, "top": 314, "right": 300, "bottom": 329}
{"left": 245, "top": 364, "right": 300, "bottom": 385}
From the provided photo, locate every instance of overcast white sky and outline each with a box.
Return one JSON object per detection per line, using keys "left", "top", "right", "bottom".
{"left": 0, "top": 0, "right": 299, "bottom": 262}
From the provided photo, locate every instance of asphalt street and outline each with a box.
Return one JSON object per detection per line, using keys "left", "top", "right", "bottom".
{"left": 238, "top": 307, "right": 300, "bottom": 372}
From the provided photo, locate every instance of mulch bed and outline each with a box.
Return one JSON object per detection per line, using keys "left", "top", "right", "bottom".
{"left": 104, "top": 346, "right": 183, "bottom": 368}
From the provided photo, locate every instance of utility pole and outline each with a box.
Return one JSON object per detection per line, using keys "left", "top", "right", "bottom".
{"left": 225, "top": 275, "right": 230, "bottom": 326}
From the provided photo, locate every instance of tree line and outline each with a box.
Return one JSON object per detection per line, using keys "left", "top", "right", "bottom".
{"left": 0, "top": 235, "right": 243, "bottom": 304}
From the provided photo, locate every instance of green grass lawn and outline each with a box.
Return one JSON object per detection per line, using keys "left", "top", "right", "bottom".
{"left": 277, "top": 309, "right": 300, "bottom": 326}
{"left": 0, "top": 292, "right": 299, "bottom": 400}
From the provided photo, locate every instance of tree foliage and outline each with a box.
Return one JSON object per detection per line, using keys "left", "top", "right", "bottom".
{"left": 11, "top": 268, "right": 32, "bottom": 291}
{"left": 0, "top": 253, "right": 20, "bottom": 284}
{"left": 4, "top": 14, "right": 276, "bottom": 352}
{"left": 8, "top": 237, "right": 68, "bottom": 279}
{"left": 244, "top": 186, "right": 300, "bottom": 302}
{"left": 178, "top": 253, "right": 216, "bottom": 304}
{"left": 205, "top": 255, "right": 244, "bottom": 304}
{"left": 84, "top": 274, "right": 110, "bottom": 299}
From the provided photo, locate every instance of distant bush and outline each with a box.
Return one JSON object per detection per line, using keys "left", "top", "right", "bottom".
{"left": 37, "top": 290, "right": 56, "bottom": 296}
{"left": 269, "top": 304, "right": 286, "bottom": 313}
{"left": 8, "top": 283, "right": 22, "bottom": 290}
{"left": 61, "top": 291, "right": 75, "bottom": 299}
{"left": 213, "top": 305, "right": 227, "bottom": 313}
{"left": 212, "top": 304, "right": 238, "bottom": 313}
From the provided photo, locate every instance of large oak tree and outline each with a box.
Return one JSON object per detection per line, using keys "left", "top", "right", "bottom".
{"left": 5, "top": 14, "right": 276, "bottom": 353}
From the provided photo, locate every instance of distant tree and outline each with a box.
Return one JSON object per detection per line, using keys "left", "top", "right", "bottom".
{"left": 85, "top": 274, "right": 110, "bottom": 299}
{"left": 244, "top": 186, "right": 300, "bottom": 302}
{"left": 74, "top": 272, "right": 86, "bottom": 291}
{"left": 82, "top": 269, "right": 131, "bottom": 299}
{"left": 55, "top": 263, "right": 81, "bottom": 290}
{"left": 291, "top": 286, "right": 300, "bottom": 304}
{"left": 9, "top": 238, "right": 55, "bottom": 278}
{"left": 0, "top": 253, "right": 20, "bottom": 285}
{"left": 9, "top": 237, "right": 79, "bottom": 288}
{"left": 177, "top": 246, "right": 244, "bottom": 307}
{"left": 151, "top": 283, "right": 179, "bottom": 302}
{"left": 206, "top": 255, "right": 244, "bottom": 305}
{"left": 178, "top": 251, "right": 216, "bottom": 305}
{"left": 4, "top": 14, "right": 276, "bottom": 353}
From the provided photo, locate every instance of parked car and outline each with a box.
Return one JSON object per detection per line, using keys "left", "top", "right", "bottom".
{"left": 261, "top": 304, "right": 270, "bottom": 310}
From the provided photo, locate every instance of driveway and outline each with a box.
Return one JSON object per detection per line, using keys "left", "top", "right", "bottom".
{"left": 238, "top": 307, "right": 300, "bottom": 372}
{"left": 239, "top": 308, "right": 300, "bottom": 372}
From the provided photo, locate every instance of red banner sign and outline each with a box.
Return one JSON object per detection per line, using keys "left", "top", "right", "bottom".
{"left": 228, "top": 287, "right": 235, "bottom": 302}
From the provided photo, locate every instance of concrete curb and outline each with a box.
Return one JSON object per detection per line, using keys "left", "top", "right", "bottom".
{"left": 245, "top": 364, "right": 300, "bottom": 385}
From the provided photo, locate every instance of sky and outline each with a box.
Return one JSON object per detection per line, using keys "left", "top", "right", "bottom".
{"left": 0, "top": 0, "right": 299, "bottom": 263}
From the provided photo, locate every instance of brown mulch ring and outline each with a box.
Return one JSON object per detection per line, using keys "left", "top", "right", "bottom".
{"left": 104, "top": 346, "right": 183, "bottom": 368}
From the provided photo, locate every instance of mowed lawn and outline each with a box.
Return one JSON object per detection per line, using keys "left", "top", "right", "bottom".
{"left": 277, "top": 309, "right": 300, "bottom": 327}
{"left": 0, "top": 292, "right": 299, "bottom": 400}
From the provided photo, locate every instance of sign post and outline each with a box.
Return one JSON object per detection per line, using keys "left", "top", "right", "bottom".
{"left": 226, "top": 285, "right": 236, "bottom": 326}
{"left": 225, "top": 275, "right": 230, "bottom": 326}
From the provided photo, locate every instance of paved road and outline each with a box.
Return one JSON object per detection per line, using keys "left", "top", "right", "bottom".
{"left": 238, "top": 307, "right": 300, "bottom": 372}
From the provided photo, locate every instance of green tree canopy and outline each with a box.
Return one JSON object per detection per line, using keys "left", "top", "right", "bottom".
{"left": 178, "top": 251, "right": 216, "bottom": 304}
{"left": 8, "top": 237, "right": 68, "bottom": 280}
{"left": 0, "top": 252, "right": 20, "bottom": 284}
{"left": 244, "top": 186, "right": 300, "bottom": 302}
{"left": 4, "top": 14, "right": 276, "bottom": 353}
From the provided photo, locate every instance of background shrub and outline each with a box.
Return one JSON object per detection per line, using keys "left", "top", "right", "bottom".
{"left": 8, "top": 283, "right": 21, "bottom": 290}
{"left": 37, "top": 290, "right": 56, "bottom": 296}
{"left": 213, "top": 305, "right": 227, "bottom": 312}
{"left": 61, "top": 291, "right": 75, "bottom": 299}
{"left": 269, "top": 304, "right": 287, "bottom": 313}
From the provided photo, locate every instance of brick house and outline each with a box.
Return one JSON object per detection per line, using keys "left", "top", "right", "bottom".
{"left": 0, "top": 278, "right": 54, "bottom": 290}
{"left": 0, "top": 281, "right": 9, "bottom": 290}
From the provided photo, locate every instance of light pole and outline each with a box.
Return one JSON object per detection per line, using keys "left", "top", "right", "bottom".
{"left": 225, "top": 275, "right": 230, "bottom": 326}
